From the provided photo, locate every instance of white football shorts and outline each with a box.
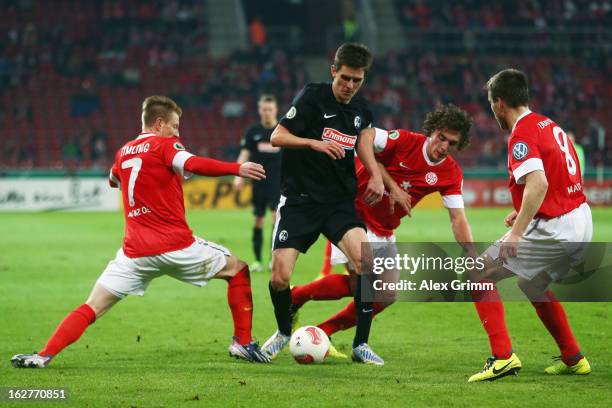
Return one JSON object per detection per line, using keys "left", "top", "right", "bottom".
{"left": 484, "top": 203, "right": 593, "bottom": 281}
{"left": 330, "top": 229, "right": 397, "bottom": 267}
{"left": 96, "top": 236, "right": 230, "bottom": 298}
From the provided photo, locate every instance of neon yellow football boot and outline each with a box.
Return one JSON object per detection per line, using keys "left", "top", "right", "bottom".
{"left": 327, "top": 342, "right": 348, "bottom": 359}
{"left": 545, "top": 357, "right": 591, "bottom": 375}
{"left": 468, "top": 353, "right": 522, "bottom": 382}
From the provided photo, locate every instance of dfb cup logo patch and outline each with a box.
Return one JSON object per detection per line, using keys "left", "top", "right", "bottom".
{"left": 286, "top": 106, "right": 296, "bottom": 119}
{"left": 512, "top": 142, "right": 529, "bottom": 161}
{"left": 354, "top": 116, "right": 361, "bottom": 130}
{"left": 279, "top": 230, "right": 288, "bottom": 242}
{"left": 174, "top": 142, "right": 185, "bottom": 151}
{"left": 389, "top": 130, "right": 400, "bottom": 140}
{"left": 425, "top": 172, "right": 438, "bottom": 185}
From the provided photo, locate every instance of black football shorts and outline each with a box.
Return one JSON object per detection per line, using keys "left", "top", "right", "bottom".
{"left": 272, "top": 195, "right": 365, "bottom": 253}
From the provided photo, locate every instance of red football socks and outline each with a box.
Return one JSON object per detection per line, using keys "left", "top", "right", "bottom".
{"left": 39, "top": 304, "right": 97, "bottom": 357}
{"left": 291, "top": 273, "right": 351, "bottom": 308}
{"left": 227, "top": 265, "right": 253, "bottom": 345}
{"left": 319, "top": 241, "right": 333, "bottom": 277}
{"left": 531, "top": 290, "right": 582, "bottom": 365}
{"left": 471, "top": 280, "right": 513, "bottom": 359}
{"left": 318, "top": 301, "right": 386, "bottom": 337}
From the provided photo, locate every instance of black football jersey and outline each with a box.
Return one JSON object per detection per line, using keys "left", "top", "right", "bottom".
{"left": 278, "top": 82, "right": 373, "bottom": 203}
{"left": 240, "top": 123, "right": 281, "bottom": 179}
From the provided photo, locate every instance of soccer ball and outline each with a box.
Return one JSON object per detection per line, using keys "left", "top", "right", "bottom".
{"left": 289, "top": 325, "right": 330, "bottom": 364}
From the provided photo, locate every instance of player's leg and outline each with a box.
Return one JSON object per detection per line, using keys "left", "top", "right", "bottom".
{"left": 251, "top": 184, "right": 266, "bottom": 272}
{"left": 11, "top": 283, "right": 120, "bottom": 368}
{"left": 11, "top": 248, "right": 150, "bottom": 369}
{"left": 262, "top": 196, "right": 321, "bottom": 358}
{"left": 214, "top": 255, "right": 270, "bottom": 363}
{"left": 262, "top": 247, "right": 299, "bottom": 358}
{"left": 467, "top": 258, "right": 522, "bottom": 382}
{"left": 335, "top": 227, "right": 384, "bottom": 365}
{"left": 517, "top": 274, "right": 590, "bottom": 374}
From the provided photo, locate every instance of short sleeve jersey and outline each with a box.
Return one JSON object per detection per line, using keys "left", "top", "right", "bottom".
{"left": 240, "top": 123, "right": 281, "bottom": 183}
{"left": 355, "top": 129, "right": 464, "bottom": 237}
{"left": 109, "top": 133, "right": 195, "bottom": 257}
{"left": 507, "top": 111, "right": 586, "bottom": 219}
{"left": 278, "top": 82, "right": 374, "bottom": 203}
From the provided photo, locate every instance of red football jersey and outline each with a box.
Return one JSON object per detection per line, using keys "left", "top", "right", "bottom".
{"left": 507, "top": 110, "right": 586, "bottom": 219}
{"left": 109, "top": 132, "right": 196, "bottom": 257}
{"left": 355, "top": 129, "right": 464, "bottom": 237}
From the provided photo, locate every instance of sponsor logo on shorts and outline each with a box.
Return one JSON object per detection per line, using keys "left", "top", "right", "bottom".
{"left": 322, "top": 127, "right": 357, "bottom": 150}
{"left": 425, "top": 172, "right": 438, "bottom": 185}
{"left": 279, "top": 230, "right": 288, "bottom": 242}
{"left": 512, "top": 142, "right": 529, "bottom": 160}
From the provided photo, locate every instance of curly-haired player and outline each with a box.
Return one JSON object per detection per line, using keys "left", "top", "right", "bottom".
{"left": 290, "top": 104, "right": 477, "bottom": 356}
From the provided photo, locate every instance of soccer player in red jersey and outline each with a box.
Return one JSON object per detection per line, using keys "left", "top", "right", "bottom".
{"left": 11, "top": 96, "right": 271, "bottom": 367}
{"left": 289, "top": 105, "right": 476, "bottom": 355}
{"left": 467, "top": 69, "right": 592, "bottom": 382}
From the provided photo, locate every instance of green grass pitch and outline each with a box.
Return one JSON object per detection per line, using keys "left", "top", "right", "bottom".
{"left": 1, "top": 208, "right": 611, "bottom": 407}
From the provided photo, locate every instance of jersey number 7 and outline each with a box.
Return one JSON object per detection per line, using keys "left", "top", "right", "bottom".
{"left": 121, "top": 158, "right": 142, "bottom": 207}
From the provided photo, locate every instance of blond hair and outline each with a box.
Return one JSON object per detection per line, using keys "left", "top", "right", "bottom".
{"left": 141, "top": 95, "right": 182, "bottom": 127}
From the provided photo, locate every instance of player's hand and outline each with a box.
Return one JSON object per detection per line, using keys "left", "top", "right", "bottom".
{"left": 233, "top": 176, "right": 244, "bottom": 191}
{"left": 504, "top": 210, "right": 518, "bottom": 227}
{"left": 388, "top": 187, "right": 411, "bottom": 216}
{"left": 499, "top": 233, "right": 521, "bottom": 262}
{"left": 239, "top": 162, "right": 266, "bottom": 181}
{"left": 310, "top": 140, "right": 345, "bottom": 160}
{"left": 363, "top": 175, "right": 384, "bottom": 206}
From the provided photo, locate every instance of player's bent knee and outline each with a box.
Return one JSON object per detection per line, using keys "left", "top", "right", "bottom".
{"left": 215, "top": 256, "right": 246, "bottom": 280}
{"left": 270, "top": 273, "right": 290, "bottom": 290}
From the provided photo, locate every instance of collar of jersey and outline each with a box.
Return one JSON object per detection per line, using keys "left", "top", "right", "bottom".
{"left": 511, "top": 109, "right": 532, "bottom": 133}
{"left": 136, "top": 132, "right": 155, "bottom": 140}
{"left": 422, "top": 138, "right": 446, "bottom": 166}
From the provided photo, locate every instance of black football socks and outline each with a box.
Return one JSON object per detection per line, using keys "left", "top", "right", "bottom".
{"left": 253, "top": 226, "right": 263, "bottom": 262}
{"left": 269, "top": 281, "right": 292, "bottom": 336}
{"left": 353, "top": 275, "right": 374, "bottom": 348}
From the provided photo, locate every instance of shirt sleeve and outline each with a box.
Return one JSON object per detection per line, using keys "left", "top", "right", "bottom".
{"left": 160, "top": 139, "right": 195, "bottom": 180}
{"left": 509, "top": 131, "right": 544, "bottom": 184}
{"left": 278, "top": 85, "right": 318, "bottom": 136}
{"left": 376, "top": 129, "right": 405, "bottom": 165}
{"left": 440, "top": 165, "right": 464, "bottom": 208}
{"left": 240, "top": 128, "right": 255, "bottom": 152}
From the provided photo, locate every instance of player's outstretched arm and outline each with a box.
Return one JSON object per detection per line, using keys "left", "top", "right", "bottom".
{"left": 357, "top": 127, "right": 384, "bottom": 205}
{"left": 233, "top": 149, "right": 251, "bottom": 191}
{"left": 271, "top": 124, "right": 345, "bottom": 159}
{"left": 184, "top": 156, "right": 265, "bottom": 181}
{"left": 500, "top": 170, "right": 548, "bottom": 259}
{"left": 378, "top": 162, "right": 411, "bottom": 215}
{"left": 448, "top": 208, "right": 477, "bottom": 258}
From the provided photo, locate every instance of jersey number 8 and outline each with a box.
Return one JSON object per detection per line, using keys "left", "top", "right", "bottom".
{"left": 552, "top": 126, "right": 577, "bottom": 176}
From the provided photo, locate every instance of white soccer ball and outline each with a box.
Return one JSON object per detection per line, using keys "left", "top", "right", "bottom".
{"left": 289, "top": 325, "right": 330, "bottom": 364}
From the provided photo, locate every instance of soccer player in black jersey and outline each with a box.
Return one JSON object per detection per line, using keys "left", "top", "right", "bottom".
{"left": 234, "top": 95, "right": 281, "bottom": 273}
{"left": 261, "top": 43, "right": 386, "bottom": 365}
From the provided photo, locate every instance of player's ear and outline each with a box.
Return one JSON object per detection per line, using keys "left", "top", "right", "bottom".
{"left": 330, "top": 64, "right": 337, "bottom": 78}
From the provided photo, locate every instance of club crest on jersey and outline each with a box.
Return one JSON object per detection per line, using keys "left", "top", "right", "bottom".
{"left": 354, "top": 116, "right": 361, "bottom": 130}
{"left": 512, "top": 142, "right": 529, "bottom": 161}
{"left": 322, "top": 128, "right": 357, "bottom": 150}
{"left": 174, "top": 142, "right": 185, "bottom": 151}
{"left": 425, "top": 172, "right": 438, "bottom": 185}
{"left": 389, "top": 130, "right": 400, "bottom": 140}
{"left": 286, "top": 106, "right": 297, "bottom": 119}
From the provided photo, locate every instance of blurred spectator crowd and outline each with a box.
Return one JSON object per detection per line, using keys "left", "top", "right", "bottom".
{"left": 0, "top": 0, "right": 609, "bottom": 172}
